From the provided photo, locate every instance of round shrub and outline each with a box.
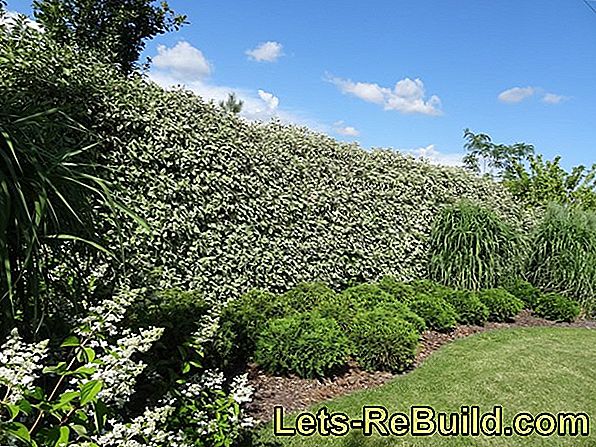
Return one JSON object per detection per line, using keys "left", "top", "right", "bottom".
{"left": 349, "top": 310, "right": 419, "bottom": 372}
{"left": 444, "top": 290, "right": 489, "bottom": 325}
{"left": 376, "top": 302, "right": 427, "bottom": 334}
{"left": 503, "top": 278, "right": 541, "bottom": 309}
{"left": 377, "top": 275, "right": 416, "bottom": 302}
{"left": 407, "top": 279, "right": 453, "bottom": 299}
{"left": 534, "top": 293, "right": 580, "bottom": 322}
{"left": 254, "top": 312, "right": 351, "bottom": 378}
{"left": 341, "top": 284, "right": 396, "bottom": 309}
{"left": 408, "top": 294, "right": 458, "bottom": 332}
{"left": 477, "top": 288, "right": 524, "bottom": 322}
{"left": 280, "top": 281, "right": 338, "bottom": 312}
{"left": 216, "top": 289, "right": 287, "bottom": 362}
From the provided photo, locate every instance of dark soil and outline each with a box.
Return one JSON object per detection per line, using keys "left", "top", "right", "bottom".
{"left": 246, "top": 310, "right": 596, "bottom": 423}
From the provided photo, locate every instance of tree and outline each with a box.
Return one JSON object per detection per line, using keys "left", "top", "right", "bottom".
{"left": 219, "top": 92, "right": 244, "bottom": 114}
{"left": 504, "top": 154, "right": 596, "bottom": 210}
{"left": 33, "top": 0, "right": 187, "bottom": 74}
{"left": 462, "top": 128, "right": 534, "bottom": 178}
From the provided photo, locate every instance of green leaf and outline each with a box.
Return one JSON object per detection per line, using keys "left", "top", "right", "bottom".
{"left": 4, "top": 421, "right": 31, "bottom": 442}
{"left": 60, "top": 335, "right": 80, "bottom": 347}
{"left": 55, "top": 426, "right": 70, "bottom": 446}
{"left": 71, "top": 365, "right": 96, "bottom": 376}
{"left": 79, "top": 380, "right": 102, "bottom": 406}
{"left": 5, "top": 403, "right": 20, "bottom": 419}
{"left": 83, "top": 347, "right": 96, "bottom": 362}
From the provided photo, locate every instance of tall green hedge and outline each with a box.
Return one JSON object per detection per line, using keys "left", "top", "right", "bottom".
{"left": 1, "top": 26, "right": 531, "bottom": 305}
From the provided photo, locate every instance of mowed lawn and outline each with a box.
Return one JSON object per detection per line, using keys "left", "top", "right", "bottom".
{"left": 259, "top": 327, "right": 596, "bottom": 447}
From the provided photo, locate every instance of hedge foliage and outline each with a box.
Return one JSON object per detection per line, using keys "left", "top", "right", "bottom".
{"left": 0, "top": 27, "right": 531, "bottom": 306}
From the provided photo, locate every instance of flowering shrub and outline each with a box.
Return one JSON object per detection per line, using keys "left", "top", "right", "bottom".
{"left": 0, "top": 289, "right": 253, "bottom": 447}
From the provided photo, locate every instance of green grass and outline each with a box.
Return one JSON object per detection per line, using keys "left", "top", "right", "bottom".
{"left": 259, "top": 327, "right": 596, "bottom": 447}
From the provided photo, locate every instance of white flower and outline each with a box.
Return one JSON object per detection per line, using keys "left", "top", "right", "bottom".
{"left": 0, "top": 329, "right": 49, "bottom": 403}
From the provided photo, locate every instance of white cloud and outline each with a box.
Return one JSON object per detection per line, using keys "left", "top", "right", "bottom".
{"left": 333, "top": 121, "right": 360, "bottom": 137}
{"left": 405, "top": 144, "right": 463, "bottom": 167}
{"left": 328, "top": 75, "right": 442, "bottom": 116}
{"left": 498, "top": 86, "right": 536, "bottom": 103}
{"left": 153, "top": 41, "right": 211, "bottom": 80}
{"left": 246, "top": 41, "right": 284, "bottom": 62}
{"left": 149, "top": 42, "right": 326, "bottom": 131}
{"left": 542, "top": 92, "right": 568, "bottom": 104}
{"left": 257, "top": 89, "right": 279, "bottom": 111}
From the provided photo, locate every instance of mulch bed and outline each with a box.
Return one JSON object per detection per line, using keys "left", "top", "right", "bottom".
{"left": 246, "top": 310, "right": 596, "bottom": 423}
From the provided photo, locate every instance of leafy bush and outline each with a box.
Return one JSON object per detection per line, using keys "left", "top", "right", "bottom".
{"left": 280, "top": 281, "right": 338, "bottom": 312}
{"left": 254, "top": 312, "right": 350, "bottom": 378}
{"left": 349, "top": 310, "right": 419, "bottom": 372}
{"left": 375, "top": 302, "right": 427, "bottom": 333}
{"left": 478, "top": 288, "right": 524, "bottom": 322}
{"left": 527, "top": 205, "right": 596, "bottom": 314}
{"left": 377, "top": 275, "right": 416, "bottom": 302}
{"left": 428, "top": 201, "right": 523, "bottom": 290}
{"left": 341, "top": 283, "right": 396, "bottom": 308}
{"left": 534, "top": 293, "right": 580, "bottom": 322}
{"left": 444, "top": 290, "right": 489, "bottom": 325}
{"left": 215, "top": 289, "right": 286, "bottom": 364}
{"left": 408, "top": 279, "right": 453, "bottom": 299}
{"left": 502, "top": 277, "right": 541, "bottom": 309}
{"left": 408, "top": 294, "right": 458, "bottom": 332}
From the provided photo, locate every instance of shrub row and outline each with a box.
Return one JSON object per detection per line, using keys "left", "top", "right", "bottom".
{"left": 217, "top": 276, "right": 580, "bottom": 378}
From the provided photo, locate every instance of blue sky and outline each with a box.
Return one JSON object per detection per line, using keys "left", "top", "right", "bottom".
{"left": 7, "top": 0, "right": 596, "bottom": 167}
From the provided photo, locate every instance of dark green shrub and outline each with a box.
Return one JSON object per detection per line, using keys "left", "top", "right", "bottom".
{"left": 129, "top": 288, "right": 208, "bottom": 341}
{"left": 534, "top": 293, "right": 580, "bottom": 322}
{"left": 375, "top": 302, "right": 427, "bottom": 333}
{"left": 408, "top": 294, "right": 458, "bottom": 332}
{"left": 254, "top": 312, "right": 350, "bottom": 378}
{"left": 478, "top": 288, "right": 524, "bottom": 322}
{"left": 280, "top": 281, "right": 338, "bottom": 312}
{"left": 216, "top": 289, "right": 286, "bottom": 362}
{"left": 407, "top": 279, "right": 453, "bottom": 299}
{"left": 527, "top": 205, "right": 596, "bottom": 314}
{"left": 503, "top": 278, "right": 541, "bottom": 309}
{"left": 377, "top": 275, "right": 416, "bottom": 302}
{"left": 316, "top": 298, "right": 357, "bottom": 332}
{"left": 428, "top": 201, "right": 523, "bottom": 290}
{"left": 444, "top": 290, "right": 489, "bottom": 325}
{"left": 341, "top": 283, "right": 396, "bottom": 309}
{"left": 349, "top": 310, "right": 419, "bottom": 372}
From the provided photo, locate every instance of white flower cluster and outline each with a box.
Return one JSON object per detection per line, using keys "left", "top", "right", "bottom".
{"left": 76, "top": 288, "right": 140, "bottom": 337}
{"left": 0, "top": 329, "right": 49, "bottom": 403}
{"left": 91, "top": 326, "right": 164, "bottom": 408}
{"left": 95, "top": 401, "right": 192, "bottom": 447}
